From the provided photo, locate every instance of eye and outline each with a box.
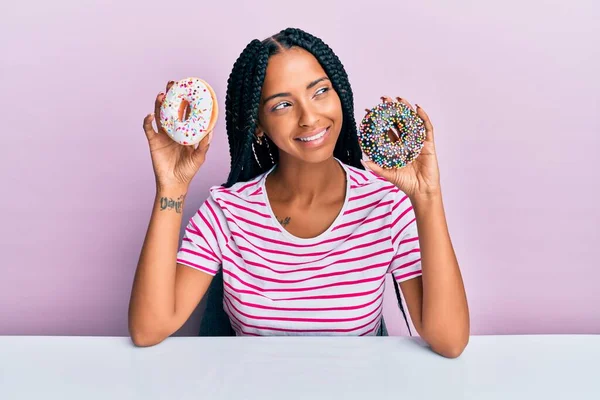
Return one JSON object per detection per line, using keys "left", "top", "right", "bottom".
{"left": 314, "top": 87, "right": 330, "bottom": 97}
{"left": 272, "top": 101, "right": 291, "bottom": 111}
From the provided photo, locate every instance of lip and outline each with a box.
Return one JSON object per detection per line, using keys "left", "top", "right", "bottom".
{"left": 294, "top": 126, "right": 331, "bottom": 148}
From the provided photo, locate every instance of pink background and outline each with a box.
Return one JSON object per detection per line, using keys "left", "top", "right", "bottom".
{"left": 1, "top": 0, "right": 598, "bottom": 337}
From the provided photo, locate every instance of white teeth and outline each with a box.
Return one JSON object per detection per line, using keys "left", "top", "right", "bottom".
{"left": 298, "top": 129, "right": 327, "bottom": 142}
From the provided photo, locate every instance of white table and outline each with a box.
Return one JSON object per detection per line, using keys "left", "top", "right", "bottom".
{"left": 0, "top": 335, "right": 598, "bottom": 399}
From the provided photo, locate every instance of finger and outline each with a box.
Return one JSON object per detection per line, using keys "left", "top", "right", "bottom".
{"left": 415, "top": 104, "right": 434, "bottom": 142}
{"left": 396, "top": 97, "right": 415, "bottom": 111}
{"left": 361, "top": 159, "right": 395, "bottom": 180}
{"left": 161, "top": 81, "right": 175, "bottom": 119}
{"left": 193, "top": 130, "right": 213, "bottom": 161}
{"left": 380, "top": 96, "right": 393, "bottom": 103}
{"left": 154, "top": 91, "right": 167, "bottom": 133}
{"left": 142, "top": 113, "right": 157, "bottom": 140}
{"left": 194, "top": 129, "right": 213, "bottom": 154}
{"left": 166, "top": 80, "right": 175, "bottom": 93}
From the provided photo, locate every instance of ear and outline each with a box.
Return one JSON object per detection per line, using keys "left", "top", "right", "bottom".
{"left": 255, "top": 121, "right": 269, "bottom": 140}
{"left": 254, "top": 127, "right": 263, "bottom": 141}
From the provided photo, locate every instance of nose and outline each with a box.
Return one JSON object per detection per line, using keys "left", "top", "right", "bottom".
{"left": 297, "top": 101, "right": 320, "bottom": 128}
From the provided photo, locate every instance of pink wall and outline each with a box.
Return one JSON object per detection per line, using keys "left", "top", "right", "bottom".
{"left": 1, "top": 0, "right": 598, "bottom": 336}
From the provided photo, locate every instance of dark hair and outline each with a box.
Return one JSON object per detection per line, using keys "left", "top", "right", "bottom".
{"left": 221, "top": 27, "right": 365, "bottom": 187}
{"left": 213, "top": 27, "right": 414, "bottom": 336}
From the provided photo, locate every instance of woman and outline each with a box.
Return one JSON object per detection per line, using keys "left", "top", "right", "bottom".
{"left": 129, "top": 28, "right": 469, "bottom": 358}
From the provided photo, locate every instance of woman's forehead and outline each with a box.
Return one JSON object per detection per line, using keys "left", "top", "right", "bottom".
{"left": 263, "top": 47, "right": 327, "bottom": 90}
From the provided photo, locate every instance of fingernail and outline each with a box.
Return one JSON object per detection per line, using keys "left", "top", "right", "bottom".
{"left": 208, "top": 130, "right": 214, "bottom": 143}
{"left": 168, "top": 80, "right": 174, "bottom": 85}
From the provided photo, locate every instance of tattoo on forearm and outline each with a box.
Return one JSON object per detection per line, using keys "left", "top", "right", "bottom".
{"left": 159, "top": 194, "right": 186, "bottom": 213}
{"left": 275, "top": 215, "right": 291, "bottom": 227}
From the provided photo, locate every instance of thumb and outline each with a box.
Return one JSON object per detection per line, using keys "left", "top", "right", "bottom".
{"left": 193, "top": 130, "right": 213, "bottom": 160}
{"left": 361, "top": 159, "right": 395, "bottom": 181}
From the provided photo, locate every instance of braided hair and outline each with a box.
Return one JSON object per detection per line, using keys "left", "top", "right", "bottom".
{"left": 217, "top": 27, "right": 413, "bottom": 336}
{"left": 222, "top": 27, "right": 365, "bottom": 187}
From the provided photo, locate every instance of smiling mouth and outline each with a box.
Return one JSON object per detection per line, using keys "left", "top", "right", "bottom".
{"left": 295, "top": 127, "right": 330, "bottom": 142}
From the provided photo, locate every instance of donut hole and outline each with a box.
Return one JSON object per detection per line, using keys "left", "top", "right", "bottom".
{"left": 386, "top": 125, "right": 401, "bottom": 143}
{"left": 178, "top": 100, "right": 192, "bottom": 121}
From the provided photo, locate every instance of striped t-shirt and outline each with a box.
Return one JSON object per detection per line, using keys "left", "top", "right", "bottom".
{"left": 176, "top": 158, "right": 422, "bottom": 336}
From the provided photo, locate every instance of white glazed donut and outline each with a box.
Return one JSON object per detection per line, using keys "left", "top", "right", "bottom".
{"left": 159, "top": 77, "right": 218, "bottom": 146}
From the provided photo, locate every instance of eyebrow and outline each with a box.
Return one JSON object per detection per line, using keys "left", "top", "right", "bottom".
{"left": 262, "top": 77, "right": 330, "bottom": 105}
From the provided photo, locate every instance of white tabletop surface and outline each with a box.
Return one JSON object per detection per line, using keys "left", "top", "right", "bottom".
{"left": 0, "top": 334, "right": 598, "bottom": 399}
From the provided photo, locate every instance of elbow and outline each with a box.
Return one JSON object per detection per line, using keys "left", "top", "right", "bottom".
{"left": 423, "top": 327, "right": 470, "bottom": 359}
{"left": 130, "top": 330, "right": 165, "bottom": 347}
{"left": 422, "top": 319, "right": 470, "bottom": 359}
{"left": 439, "top": 341, "right": 468, "bottom": 359}
{"left": 432, "top": 336, "right": 469, "bottom": 359}
{"left": 128, "top": 318, "right": 171, "bottom": 348}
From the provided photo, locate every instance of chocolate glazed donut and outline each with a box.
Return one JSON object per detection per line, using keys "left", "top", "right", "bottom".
{"left": 359, "top": 101, "right": 426, "bottom": 168}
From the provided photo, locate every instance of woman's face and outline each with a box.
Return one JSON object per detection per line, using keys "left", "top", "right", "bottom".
{"left": 257, "top": 47, "right": 343, "bottom": 165}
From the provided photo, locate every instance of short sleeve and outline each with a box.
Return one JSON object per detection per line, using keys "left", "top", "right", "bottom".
{"left": 387, "top": 190, "right": 422, "bottom": 283}
{"left": 176, "top": 197, "right": 224, "bottom": 276}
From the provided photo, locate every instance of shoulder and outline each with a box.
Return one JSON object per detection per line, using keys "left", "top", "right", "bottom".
{"left": 344, "top": 162, "right": 404, "bottom": 200}
{"left": 188, "top": 173, "right": 268, "bottom": 238}
{"left": 345, "top": 162, "right": 391, "bottom": 188}
{"left": 208, "top": 172, "right": 265, "bottom": 202}
{"left": 197, "top": 172, "right": 268, "bottom": 221}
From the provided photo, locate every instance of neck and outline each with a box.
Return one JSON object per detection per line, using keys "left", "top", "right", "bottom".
{"left": 267, "top": 156, "right": 345, "bottom": 205}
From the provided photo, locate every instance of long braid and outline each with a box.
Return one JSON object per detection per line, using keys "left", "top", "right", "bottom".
{"left": 239, "top": 45, "right": 270, "bottom": 181}
{"left": 224, "top": 39, "right": 263, "bottom": 184}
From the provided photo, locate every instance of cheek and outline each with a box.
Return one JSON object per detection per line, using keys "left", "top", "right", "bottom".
{"left": 258, "top": 114, "right": 296, "bottom": 149}
{"left": 326, "top": 93, "right": 344, "bottom": 125}
{"left": 262, "top": 113, "right": 295, "bottom": 137}
{"left": 328, "top": 92, "right": 343, "bottom": 113}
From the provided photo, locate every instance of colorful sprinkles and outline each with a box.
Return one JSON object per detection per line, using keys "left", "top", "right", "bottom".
{"left": 159, "top": 77, "right": 214, "bottom": 146}
{"left": 358, "top": 101, "right": 426, "bottom": 168}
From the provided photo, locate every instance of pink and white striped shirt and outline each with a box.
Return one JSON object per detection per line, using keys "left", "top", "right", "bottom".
{"left": 176, "top": 158, "right": 422, "bottom": 336}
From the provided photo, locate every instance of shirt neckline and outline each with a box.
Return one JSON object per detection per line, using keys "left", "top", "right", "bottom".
{"left": 260, "top": 157, "right": 351, "bottom": 244}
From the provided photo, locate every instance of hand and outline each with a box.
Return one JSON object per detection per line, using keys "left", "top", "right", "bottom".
{"left": 361, "top": 96, "right": 441, "bottom": 200}
{"left": 142, "top": 81, "right": 214, "bottom": 191}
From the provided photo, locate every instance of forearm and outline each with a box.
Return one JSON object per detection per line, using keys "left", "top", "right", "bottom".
{"left": 412, "top": 192, "right": 470, "bottom": 354}
{"left": 128, "top": 186, "right": 188, "bottom": 342}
